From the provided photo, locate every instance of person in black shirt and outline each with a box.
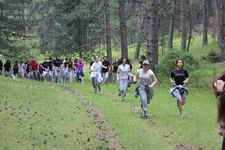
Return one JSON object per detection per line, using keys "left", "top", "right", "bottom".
{"left": 74, "top": 59, "right": 78, "bottom": 80}
{"left": 4, "top": 60, "right": 11, "bottom": 77}
{"left": 138, "top": 55, "right": 146, "bottom": 69}
{"left": 112, "top": 58, "right": 119, "bottom": 83}
{"left": 13, "top": 61, "right": 18, "bottom": 78}
{"left": 0, "top": 59, "right": 3, "bottom": 75}
{"left": 170, "top": 59, "right": 189, "bottom": 119}
{"left": 101, "top": 56, "right": 111, "bottom": 84}
{"left": 48, "top": 57, "right": 53, "bottom": 82}
{"left": 53, "top": 55, "right": 63, "bottom": 83}
{"left": 63, "top": 58, "right": 69, "bottom": 83}
{"left": 65, "top": 58, "right": 73, "bottom": 83}
{"left": 41, "top": 58, "right": 49, "bottom": 82}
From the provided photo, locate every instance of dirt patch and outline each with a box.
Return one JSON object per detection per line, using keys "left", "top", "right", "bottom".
{"left": 58, "top": 85, "right": 122, "bottom": 150}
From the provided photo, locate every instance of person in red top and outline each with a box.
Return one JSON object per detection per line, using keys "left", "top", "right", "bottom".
{"left": 30, "top": 58, "right": 39, "bottom": 80}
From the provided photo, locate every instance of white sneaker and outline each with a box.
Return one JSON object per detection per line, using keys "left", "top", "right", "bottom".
{"left": 180, "top": 114, "right": 184, "bottom": 119}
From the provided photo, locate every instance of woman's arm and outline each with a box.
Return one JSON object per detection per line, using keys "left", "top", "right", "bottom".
{"left": 183, "top": 78, "right": 189, "bottom": 84}
{"left": 149, "top": 74, "right": 157, "bottom": 88}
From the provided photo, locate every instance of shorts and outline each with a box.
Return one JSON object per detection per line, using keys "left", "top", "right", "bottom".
{"left": 172, "top": 89, "right": 187, "bottom": 101}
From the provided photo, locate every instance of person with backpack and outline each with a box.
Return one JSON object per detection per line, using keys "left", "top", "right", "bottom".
{"left": 211, "top": 70, "right": 225, "bottom": 150}
{"left": 170, "top": 59, "right": 189, "bottom": 119}
{"left": 4, "top": 60, "right": 11, "bottom": 77}
{"left": 117, "top": 57, "right": 130, "bottom": 102}
{"left": 133, "top": 60, "right": 157, "bottom": 118}
{"left": 90, "top": 55, "right": 103, "bottom": 94}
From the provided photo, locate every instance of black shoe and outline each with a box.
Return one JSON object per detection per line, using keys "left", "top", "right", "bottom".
{"left": 119, "top": 92, "right": 121, "bottom": 97}
{"left": 144, "top": 111, "right": 148, "bottom": 118}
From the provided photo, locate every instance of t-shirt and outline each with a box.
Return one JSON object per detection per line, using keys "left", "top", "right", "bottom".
{"left": 112, "top": 62, "right": 119, "bottom": 73}
{"left": 18, "top": 63, "right": 25, "bottom": 73}
{"left": 76, "top": 62, "right": 84, "bottom": 71}
{"left": 170, "top": 68, "right": 189, "bottom": 85}
{"left": 4, "top": 63, "right": 11, "bottom": 71}
{"left": 68, "top": 62, "right": 73, "bottom": 69}
{"left": 42, "top": 62, "right": 49, "bottom": 70}
{"left": 48, "top": 61, "right": 53, "bottom": 71}
{"left": 117, "top": 64, "right": 130, "bottom": 79}
{"left": 102, "top": 61, "right": 110, "bottom": 73}
{"left": 13, "top": 64, "right": 18, "bottom": 74}
{"left": 53, "top": 59, "right": 62, "bottom": 67}
{"left": 137, "top": 69, "right": 154, "bottom": 82}
{"left": 91, "top": 61, "right": 102, "bottom": 76}
{"left": 30, "top": 61, "right": 39, "bottom": 70}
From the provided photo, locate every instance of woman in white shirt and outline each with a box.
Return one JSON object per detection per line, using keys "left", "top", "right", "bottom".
{"left": 133, "top": 60, "right": 157, "bottom": 118}
{"left": 117, "top": 57, "right": 130, "bottom": 101}
{"left": 90, "top": 55, "right": 103, "bottom": 94}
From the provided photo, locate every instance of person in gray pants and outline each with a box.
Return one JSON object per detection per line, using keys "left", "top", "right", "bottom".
{"left": 133, "top": 60, "right": 157, "bottom": 118}
{"left": 90, "top": 55, "right": 103, "bottom": 94}
{"left": 117, "top": 57, "right": 130, "bottom": 101}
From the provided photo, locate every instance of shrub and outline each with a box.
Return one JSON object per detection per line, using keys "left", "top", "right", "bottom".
{"left": 156, "top": 50, "right": 199, "bottom": 77}
{"left": 206, "top": 50, "right": 220, "bottom": 63}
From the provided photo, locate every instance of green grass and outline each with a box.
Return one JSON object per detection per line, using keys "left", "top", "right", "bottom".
{"left": 0, "top": 77, "right": 104, "bottom": 150}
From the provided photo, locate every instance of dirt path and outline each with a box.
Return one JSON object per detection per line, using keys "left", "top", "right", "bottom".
{"left": 58, "top": 85, "right": 122, "bottom": 150}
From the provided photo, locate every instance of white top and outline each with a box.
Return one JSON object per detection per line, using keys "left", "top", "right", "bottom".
{"left": 91, "top": 61, "right": 102, "bottom": 76}
{"left": 117, "top": 64, "right": 130, "bottom": 79}
{"left": 137, "top": 69, "right": 154, "bottom": 82}
{"left": 18, "top": 63, "right": 25, "bottom": 73}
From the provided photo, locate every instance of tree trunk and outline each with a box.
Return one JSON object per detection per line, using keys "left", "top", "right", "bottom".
{"left": 181, "top": 0, "right": 187, "bottom": 52}
{"left": 146, "top": 0, "right": 158, "bottom": 71}
{"left": 202, "top": 0, "right": 208, "bottom": 46}
{"left": 77, "top": 18, "right": 82, "bottom": 58}
{"left": 168, "top": 0, "right": 175, "bottom": 50}
{"left": 52, "top": 18, "right": 56, "bottom": 48}
{"left": 187, "top": 5, "right": 192, "bottom": 52}
{"left": 118, "top": 0, "right": 128, "bottom": 58}
{"left": 214, "top": 0, "right": 225, "bottom": 60}
{"left": 104, "top": 0, "right": 112, "bottom": 81}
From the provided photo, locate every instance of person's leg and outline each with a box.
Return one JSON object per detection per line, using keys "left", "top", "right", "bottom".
{"left": 0, "top": 70, "right": 2, "bottom": 75}
{"left": 92, "top": 77, "right": 97, "bottom": 93}
{"left": 105, "top": 72, "right": 108, "bottom": 84}
{"left": 173, "top": 89, "right": 183, "bottom": 118}
{"left": 118, "top": 79, "right": 123, "bottom": 96}
{"left": 121, "top": 79, "right": 128, "bottom": 101}
{"left": 222, "top": 135, "right": 225, "bottom": 150}
{"left": 181, "top": 90, "right": 187, "bottom": 105}
{"left": 69, "top": 70, "right": 73, "bottom": 83}
{"left": 113, "top": 73, "right": 116, "bottom": 83}
{"left": 138, "top": 87, "right": 148, "bottom": 118}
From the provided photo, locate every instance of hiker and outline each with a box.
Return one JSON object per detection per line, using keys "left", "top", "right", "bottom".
{"left": 25, "top": 61, "right": 31, "bottom": 78}
{"left": 90, "top": 55, "right": 103, "bottom": 94}
{"left": 53, "top": 55, "right": 63, "bottom": 83}
{"left": 41, "top": 58, "right": 49, "bottom": 82}
{"left": 138, "top": 55, "right": 146, "bottom": 69}
{"left": 170, "top": 59, "right": 189, "bottom": 119}
{"left": 66, "top": 58, "right": 73, "bottom": 83}
{"left": 127, "top": 59, "right": 134, "bottom": 88}
{"left": 101, "top": 56, "right": 111, "bottom": 84}
{"left": 18, "top": 61, "right": 25, "bottom": 78}
{"left": 117, "top": 57, "right": 130, "bottom": 101}
{"left": 211, "top": 70, "right": 225, "bottom": 150}
{"left": 64, "top": 58, "right": 69, "bottom": 83}
{"left": 74, "top": 59, "right": 78, "bottom": 80}
{"left": 48, "top": 57, "right": 53, "bottom": 82}
{"left": 112, "top": 58, "right": 119, "bottom": 83}
{"left": 133, "top": 60, "right": 157, "bottom": 118}
{"left": 0, "top": 59, "right": 3, "bottom": 75}
{"left": 13, "top": 61, "right": 18, "bottom": 78}
{"left": 76, "top": 58, "right": 85, "bottom": 83}
{"left": 29, "top": 58, "right": 39, "bottom": 80}
{"left": 4, "top": 60, "right": 11, "bottom": 77}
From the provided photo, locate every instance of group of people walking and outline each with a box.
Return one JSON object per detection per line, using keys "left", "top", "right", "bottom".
{"left": 0, "top": 56, "right": 85, "bottom": 83}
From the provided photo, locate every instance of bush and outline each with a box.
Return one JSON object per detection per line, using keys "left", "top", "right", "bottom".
{"left": 156, "top": 50, "right": 199, "bottom": 77}
{"left": 206, "top": 50, "right": 220, "bottom": 63}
